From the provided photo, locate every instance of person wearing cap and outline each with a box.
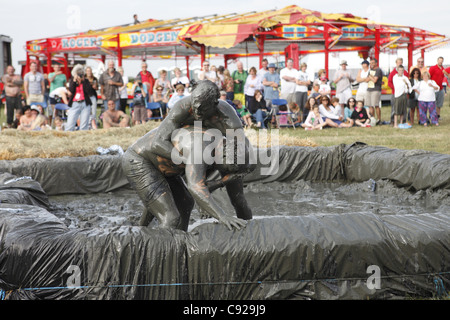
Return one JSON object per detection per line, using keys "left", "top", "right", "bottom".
{"left": 262, "top": 63, "right": 280, "bottom": 112}
{"left": 334, "top": 60, "right": 354, "bottom": 117}
{"left": 356, "top": 60, "right": 370, "bottom": 104}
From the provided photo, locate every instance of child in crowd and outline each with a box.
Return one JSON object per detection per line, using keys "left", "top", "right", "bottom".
{"left": 351, "top": 100, "right": 371, "bottom": 127}
{"left": 344, "top": 97, "right": 356, "bottom": 121}
{"left": 233, "top": 99, "right": 252, "bottom": 128}
{"left": 318, "top": 77, "right": 331, "bottom": 97}
{"left": 277, "top": 103, "right": 289, "bottom": 127}
{"left": 54, "top": 116, "right": 65, "bottom": 131}
{"left": 302, "top": 105, "right": 326, "bottom": 130}
{"left": 132, "top": 80, "right": 148, "bottom": 125}
{"left": 288, "top": 102, "right": 302, "bottom": 127}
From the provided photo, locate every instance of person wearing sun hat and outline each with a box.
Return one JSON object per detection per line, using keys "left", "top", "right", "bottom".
{"left": 334, "top": 60, "right": 354, "bottom": 118}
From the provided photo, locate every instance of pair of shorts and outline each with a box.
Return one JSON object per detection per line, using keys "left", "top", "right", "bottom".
{"left": 435, "top": 89, "right": 444, "bottom": 108}
{"left": 365, "top": 91, "right": 381, "bottom": 107}
{"left": 355, "top": 90, "right": 366, "bottom": 104}
{"left": 324, "top": 117, "right": 342, "bottom": 125}
{"left": 394, "top": 94, "right": 408, "bottom": 115}
{"left": 336, "top": 87, "right": 352, "bottom": 104}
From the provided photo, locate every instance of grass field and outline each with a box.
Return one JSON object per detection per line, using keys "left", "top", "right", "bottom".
{"left": 0, "top": 94, "right": 449, "bottom": 160}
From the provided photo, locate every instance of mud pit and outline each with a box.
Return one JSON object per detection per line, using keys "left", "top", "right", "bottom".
{"left": 48, "top": 179, "right": 450, "bottom": 231}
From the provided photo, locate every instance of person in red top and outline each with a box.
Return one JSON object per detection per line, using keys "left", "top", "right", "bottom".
{"left": 136, "top": 61, "right": 155, "bottom": 99}
{"left": 388, "top": 57, "right": 409, "bottom": 124}
{"left": 429, "top": 57, "right": 449, "bottom": 117}
{"left": 66, "top": 65, "right": 93, "bottom": 131}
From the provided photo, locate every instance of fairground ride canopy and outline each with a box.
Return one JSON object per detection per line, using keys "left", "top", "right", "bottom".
{"left": 25, "top": 5, "right": 449, "bottom": 74}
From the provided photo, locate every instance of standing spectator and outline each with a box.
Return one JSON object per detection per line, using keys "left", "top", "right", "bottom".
{"left": 154, "top": 69, "right": 172, "bottom": 98}
{"left": 198, "top": 60, "right": 218, "bottom": 84}
{"left": 133, "top": 14, "right": 140, "bottom": 24}
{"left": 85, "top": 66, "right": 99, "bottom": 129}
{"left": 295, "top": 62, "right": 311, "bottom": 122}
{"left": 231, "top": 61, "right": 248, "bottom": 106}
{"left": 412, "top": 71, "right": 440, "bottom": 126}
{"left": 409, "top": 57, "right": 428, "bottom": 74}
{"left": 1, "top": 65, "right": 23, "bottom": 128}
{"left": 262, "top": 63, "right": 280, "bottom": 111}
{"left": 365, "top": 58, "right": 383, "bottom": 124}
{"left": 408, "top": 68, "right": 421, "bottom": 125}
{"left": 429, "top": 57, "right": 449, "bottom": 118}
{"left": 223, "top": 69, "right": 235, "bottom": 101}
{"left": 99, "top": 60, "right": 123, "bottom": 111}
{"left": 171, "top": 67, "right": 190, "bottom": 95}
{"left": 334, "top": 60, "right": 354, "bottom": 117}
{"left": 318, "top": 76, "right": 331, "bottom": 97}
{"left": 392, "top": 65, "right": 411, "bottom": 128}
{"left": 131, "top": 80, "right": 148, "bottom": 125}
{"left": 65, "top": 65, "right": 93, "bottom": 131}
{"left": 355, "top": 60, "right": 370, "bottom": 105}
{"left": 118, "top": 66, "right": 129, "bottom": 114}
{"left": 244, "top": 67, "right": 262, "bottom": 113}
{"left": 210, "top": 65, "right": 222, "bottom": 87}
{"left": 48, "top": 63, "right": 67, "bottom": 124}
{"left": 24, "top": 61, "right": 45, "bottom": 105}
{"left": 257, "top": 58, "right": 269, "bottom": 79}
{"left": 388, "top": 57, "right": 409, "bottom": 124}
{"left": 136, "top": 61, "right": 155, "bottom": 99}
{"left": 216, "top": 66, "right": 225, "bottom": 89}
{"left": 279, "top": 58, "right": 298, "bottom": 104}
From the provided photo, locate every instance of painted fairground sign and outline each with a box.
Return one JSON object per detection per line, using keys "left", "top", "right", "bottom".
{"left": 121, "top": 29, "right": 180, "bottom": 47}
{"left": 341, "top": 24, "right": 367, "bottom": 39}
{"left": 273, "top": 24, "right": 321, "bottom": 39}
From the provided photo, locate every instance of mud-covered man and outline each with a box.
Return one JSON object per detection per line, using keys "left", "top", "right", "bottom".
{"left": 122, "top": 80, "right": 255, "bottom": 231}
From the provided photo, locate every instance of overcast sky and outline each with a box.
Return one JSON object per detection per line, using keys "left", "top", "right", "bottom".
{"left": 2, "top": 0, "right": 450, "bottom": 76}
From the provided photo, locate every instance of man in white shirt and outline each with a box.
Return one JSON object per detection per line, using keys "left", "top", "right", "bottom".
{"left": 355, "top": 60, "right": 370, "bottom": 104}
{"left": 257, "top": 58, "right": 269, "bottom": 79}
{"left": 280, "top": 58, "right": 298, "bottom": 104}
{"left": 392, "top": 65, "right": 412, "bottom": 128}
{"left": 295, "top": 63, "right": 311, "bottom": 122}
{"left": 198, "top": 60, "right": 218, "bottom": 84}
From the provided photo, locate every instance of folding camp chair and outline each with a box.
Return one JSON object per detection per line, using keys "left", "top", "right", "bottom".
{"left": 271, "top": 99, "right": 297, "bottom": 129}
{"left": 146, "top": 102, "right": 164, "bottom": 121}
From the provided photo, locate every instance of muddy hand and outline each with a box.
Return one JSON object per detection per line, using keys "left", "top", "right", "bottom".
{"left": 221, "top": 215, "right": 247, "bottom": 231}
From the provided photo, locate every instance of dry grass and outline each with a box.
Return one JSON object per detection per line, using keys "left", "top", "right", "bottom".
{"left": 0, "top": 121, "right": 316, "bottom": 160}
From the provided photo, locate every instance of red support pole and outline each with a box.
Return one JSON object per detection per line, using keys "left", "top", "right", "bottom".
{"left": 374, "top": 27, "right": 380, "bottom": 63}
{"left": 224, "top": 54, "right": 228, "bottom": 69}
{"left": 200, "top": 45, "right": 206, "bottom": 65}
{"left": 64, "top": 53, "right": 69, "bottom": 79}
{"left": 185, "top": 56, "right": 190, "bottom": 80}
{"left": 258, "top": 35, "right": 265, "bottom": 69}
{"left": 324, "top": 25, "right": 330, "bottom": 78}
{"left": 117, "top": 34, "right": 122, "bottom": 67}
{"left": 284, "top": 43, "right": 299, "bottom": 69}
{"left": 408, "top": 28, "right": 414, "bottom": 72}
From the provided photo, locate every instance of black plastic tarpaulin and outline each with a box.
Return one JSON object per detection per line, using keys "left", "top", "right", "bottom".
{"left": 0, "top": 143, "right": 449, "bottom": 300}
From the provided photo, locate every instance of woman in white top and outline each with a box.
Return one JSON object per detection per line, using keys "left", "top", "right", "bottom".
{"left": 244, "top": 67, "right": 262, "bottom": 111}
{"left": 412, "top": 71, "right": 440, "bottom": 126}
{"left": 318, "top": 96, "right": 351, "bottom": 128}
{"left": 356, "top": 61, "right": 370, "bottom": 103}
{"left": 171, "top": 67, "right": 190, "bottom": 95}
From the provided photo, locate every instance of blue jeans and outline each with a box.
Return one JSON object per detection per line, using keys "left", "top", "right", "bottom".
{"left": 253, "top": 109, "right": 267, "bottom": 128}
{"left": 65, "top": 101, "right": 91, "bottom": 131}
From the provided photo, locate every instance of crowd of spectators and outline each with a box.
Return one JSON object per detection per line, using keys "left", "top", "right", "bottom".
{"left": 1, "top": 55, "right": 449, "bottom": 132}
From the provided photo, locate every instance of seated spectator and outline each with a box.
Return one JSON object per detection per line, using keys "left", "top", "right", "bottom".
{"left": 54, "top": 116, "right": 65, "bottom": 131}
{"left": 344, "top": 97, "right": 356, "bottom": 121}
{"left": 12, "top": 109, "right": 23, "bottom": 129}
{"left": 167, "top": 84, "right": 186, "bottom": 109}
{"left": 288, "top": 102, "right": 302, "bottom": 127}
{"left": 277, "top": 103, "right": 290, "bottom": 127}
{"left": 152, "top": 85, "right": 168, "bottom": 118}
{"left": 302, "top": 105, "right": 326, "bottom": 130}
{"left": 102, "top": 100, "right": 130, "bottom": 129}
{"left": 154, "top": 69, "right": 172, "bottom": 97}
{"left": 33, "top": 103, "right": 49, "bottom": 127}
{"left": 233, "top": 99, "right": 252, "bottom": 128}
{"left": 331, "top": 97, "right": 353, "bottom": 128}
{"left": 318, "top": 96, "right": 350, "bottom": 128}
{"left": 351, "top": 100, "right": 370, "bottom": 127}
{"left": 131, "top": 80, "right": 148, "bottom": 125}
{"left": 31, "top": 114, "right": 51, "bottom": 131}
{"left": 17, "top": 105, "right": 38, "bottom": 131}
{"left": 248, "top": 90, "right": 270, "bottom": 129}
{"left": 171, "top": 67, "right": 190, "bottom": 95}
